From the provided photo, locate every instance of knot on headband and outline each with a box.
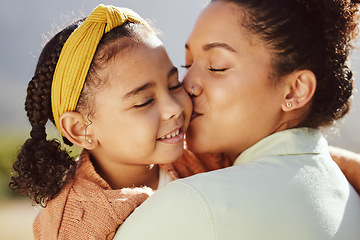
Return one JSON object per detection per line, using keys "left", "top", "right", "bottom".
{"left": 30, "top": 125, "right": 47, "bottom": 140}
{"left": 51, "top": 4, "right": 150, "bottom": 135}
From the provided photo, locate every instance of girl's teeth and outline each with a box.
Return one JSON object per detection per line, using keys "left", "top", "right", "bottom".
{"left": 161, "top": 129, "right": 180, "bottom": 139}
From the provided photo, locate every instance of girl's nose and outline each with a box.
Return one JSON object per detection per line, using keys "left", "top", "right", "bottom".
{"left": 161, "top": 94, "right": 183, "bottom": 121}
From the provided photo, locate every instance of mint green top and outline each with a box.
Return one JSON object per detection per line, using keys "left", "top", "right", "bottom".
{"left": 114, "top": 128, "right": 360, "bottom": 240}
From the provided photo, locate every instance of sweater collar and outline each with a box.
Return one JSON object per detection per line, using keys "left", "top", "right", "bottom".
{"left": 75, "top": 149, "right": 112, "bottom": 190}
{"left": 234, "top": 128, "right": 328, "bottom": 166}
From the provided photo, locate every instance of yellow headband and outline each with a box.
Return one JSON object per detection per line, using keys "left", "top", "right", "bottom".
{"left": 51, "top": 4, "right": 150, "bottom": 134}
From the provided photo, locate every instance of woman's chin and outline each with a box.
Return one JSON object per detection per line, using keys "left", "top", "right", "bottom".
{"left": 186, "top": 135, "right": 211, "bottom": 153}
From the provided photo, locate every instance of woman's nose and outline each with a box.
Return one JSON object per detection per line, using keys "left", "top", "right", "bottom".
{"left": 182, "top": 69, "right": 203, "bottom": 97}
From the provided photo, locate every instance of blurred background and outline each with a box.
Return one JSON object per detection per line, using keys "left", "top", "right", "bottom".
{"left": 0, "top": 0, "right": 359, "bottom": 239}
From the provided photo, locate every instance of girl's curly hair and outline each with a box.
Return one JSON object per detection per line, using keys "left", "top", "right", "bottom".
{"left": 9, "top": 18, "right": 153, "bottom": 207}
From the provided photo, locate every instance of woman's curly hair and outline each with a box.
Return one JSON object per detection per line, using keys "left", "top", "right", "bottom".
{"left": 213, "top": 0, "right": 359, "bottom": 128}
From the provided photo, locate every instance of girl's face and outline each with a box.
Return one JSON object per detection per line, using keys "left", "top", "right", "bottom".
{"left": 183, "top": 1, "right": 288, "bottom": 159}
{"left": 90, "top": 34, "right": 192, "bottom": 167}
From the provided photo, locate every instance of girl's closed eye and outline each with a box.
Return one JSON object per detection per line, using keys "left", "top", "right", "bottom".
{"left": 169, "top": 81, "right": 184, "bottom": 91}
{"left": 134, "top": 98, "right": 155, "bottom": 108}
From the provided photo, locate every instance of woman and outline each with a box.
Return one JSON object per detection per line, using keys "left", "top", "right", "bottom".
{"left": 114, "top": 0, "right": 360, "bottom": 239}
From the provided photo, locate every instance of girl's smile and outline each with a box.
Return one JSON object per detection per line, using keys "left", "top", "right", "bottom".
{"left": 157, "top": 128, "right": 185, "bottom": 144}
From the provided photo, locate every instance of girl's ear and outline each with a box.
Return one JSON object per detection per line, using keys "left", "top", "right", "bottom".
{"left": 282, "top": 70, "right": 317, "bottom": 112}
{"left": 59, "top": 112, "right": 97, "bottom": 150}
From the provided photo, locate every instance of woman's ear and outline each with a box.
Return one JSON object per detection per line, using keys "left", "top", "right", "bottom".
{"left": 59, "top": 112, "right": 97, "bottom": 150}
{"left": 282, "top": 70, "right": 317, "bottom": 112}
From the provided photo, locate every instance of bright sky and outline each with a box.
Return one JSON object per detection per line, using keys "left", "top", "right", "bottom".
{"left": 0, "top": 0, "right": 359, "bottom": 152}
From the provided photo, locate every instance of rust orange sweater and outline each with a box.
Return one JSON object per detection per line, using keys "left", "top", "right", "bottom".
{"left": 33, "top": 149, "right": 232, "bottom": 240}
{"left": 33, "top": 147, "right": 360, "bottom": 239}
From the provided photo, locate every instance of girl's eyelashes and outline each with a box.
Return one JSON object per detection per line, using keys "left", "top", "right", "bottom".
{"left": 169, "top": 81, "right": 184, "bottom": 91}
{"left": 133, "top": 81, "right": 183, "bottom": 109}
{"left": 134, "top": 99, "right": 154, "bottom": 109}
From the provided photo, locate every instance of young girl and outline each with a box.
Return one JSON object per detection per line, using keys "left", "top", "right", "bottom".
{"left": 8, "top": 4, "right": 195, "bottom": 239}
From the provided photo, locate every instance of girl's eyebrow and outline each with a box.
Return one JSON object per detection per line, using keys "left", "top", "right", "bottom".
{"left": 123, "top": 67, "right": 178, "bottom": 99}
{"left": 123, "top": 82, "right": 156, "bottom": 99}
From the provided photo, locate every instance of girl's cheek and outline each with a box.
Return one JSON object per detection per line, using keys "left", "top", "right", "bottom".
{"left": 177, "top": 91, "right": 192, "bottom": 117}
{"left": 184, "top": 91, "right": 193, "bottom": 109}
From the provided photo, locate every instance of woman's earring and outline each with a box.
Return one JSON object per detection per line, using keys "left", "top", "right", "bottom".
{"left": 286, "top": 102, "right": 292, "bottom": 108}
{"left": 190, "top": 86, "right": 194, "bottom": 96}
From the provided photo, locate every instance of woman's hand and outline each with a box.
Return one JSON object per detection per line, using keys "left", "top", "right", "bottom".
{"left": 330, "top": 146, "right": 360, "bottom": 195}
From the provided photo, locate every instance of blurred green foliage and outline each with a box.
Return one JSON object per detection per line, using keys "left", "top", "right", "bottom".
{"left": 0, "top": 126, "right": 81, "bottom": 199}
{"left": 0, "top": 128, "right": 28, "bottom": 198}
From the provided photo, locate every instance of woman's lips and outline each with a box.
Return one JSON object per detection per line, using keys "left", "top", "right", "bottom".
{"left": 191, "top": 111, "right": 202, "bottom": 121}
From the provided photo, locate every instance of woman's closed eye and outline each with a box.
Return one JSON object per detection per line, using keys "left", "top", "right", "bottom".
{"left": 209, "top": 67, "right": 228, "bottom": 72}
{"left": 181, "top": 64, "right": 228, "bottom": 72}
{"left": 181, "top": 65, "right": 191, "bottom": 70}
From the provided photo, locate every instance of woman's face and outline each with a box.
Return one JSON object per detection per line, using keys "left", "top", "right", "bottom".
{"left": 183, "top": 1, "right": 288, "bottom": 159}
